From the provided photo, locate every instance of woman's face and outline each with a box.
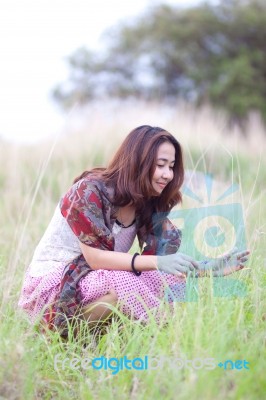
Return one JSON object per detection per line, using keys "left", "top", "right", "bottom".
{"left": 151, "top": 141, "right": 175, "bottom": 195}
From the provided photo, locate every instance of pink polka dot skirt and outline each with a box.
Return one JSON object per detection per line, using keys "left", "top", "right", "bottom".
{"left": 18, "top": 223, "right": 186, "bottom": 325}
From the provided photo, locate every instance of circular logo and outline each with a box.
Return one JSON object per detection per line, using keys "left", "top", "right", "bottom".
{"left": 193, "top": 216, "right": 236, "bottom": 258}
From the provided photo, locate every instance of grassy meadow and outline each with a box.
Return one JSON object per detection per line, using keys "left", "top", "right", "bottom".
{"left": 0, "top": 101, "right": 265, "bottom": 399}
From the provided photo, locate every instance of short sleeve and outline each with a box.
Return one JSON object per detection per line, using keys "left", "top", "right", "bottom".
{"left": 140, "top": 218, "right": 182, "bottom": 256}
{"left": 60, "top": 178, "right": 114, "bottom": 250}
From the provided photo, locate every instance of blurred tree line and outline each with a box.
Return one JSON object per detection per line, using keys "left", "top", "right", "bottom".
{"left": 52, "top": 0, "right": 266, "bottom": 129}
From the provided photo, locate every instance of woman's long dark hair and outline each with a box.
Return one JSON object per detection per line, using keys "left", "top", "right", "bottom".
{"left": 73, "top": 125, "right": 184, "bottom": 247}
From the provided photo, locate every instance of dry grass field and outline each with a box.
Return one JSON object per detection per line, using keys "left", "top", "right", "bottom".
{"left": 0, "top": 101, "right": 265, "bottom": 399}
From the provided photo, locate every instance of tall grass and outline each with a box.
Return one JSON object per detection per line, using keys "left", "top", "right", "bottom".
{"left": 0, "top": 101, "right": 265, "bottom": 399}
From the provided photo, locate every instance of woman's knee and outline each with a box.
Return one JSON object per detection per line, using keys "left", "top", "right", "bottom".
{"left": 108, "top": 287, "right": 118, "bottom": 303}
{"left": 82, "top": 288, "right": 118, "bottom": 322}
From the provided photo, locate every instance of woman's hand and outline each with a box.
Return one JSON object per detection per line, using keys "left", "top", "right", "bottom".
{"left": 196, "top": 248, "right": 250, "bottom": 277}
{"left": 157, "top": 252, "right": 199, "bottom": 276}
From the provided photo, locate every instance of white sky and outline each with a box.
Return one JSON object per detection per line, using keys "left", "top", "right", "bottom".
{"left": 0, "top": 0, "right": 202, "bottom": 144}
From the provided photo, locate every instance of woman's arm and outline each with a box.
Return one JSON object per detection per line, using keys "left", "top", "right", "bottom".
{"left": 195, "top": 248, "right": 250, "bottom": 277}
{"left": 79, "top": 242, "right": 158, "bottom": 272}
{"left": 80, "top": 242, "right": 249, "bottom": 278}
{"left": 80, "top": 242, "right": 199, "bottom": 276}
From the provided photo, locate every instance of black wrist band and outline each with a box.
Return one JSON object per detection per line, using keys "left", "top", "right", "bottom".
{"left": 131, "top": 252, "right": 141, "bottom": 276}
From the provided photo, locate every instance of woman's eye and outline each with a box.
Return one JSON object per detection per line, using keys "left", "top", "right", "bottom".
{"left": 157, "top": 165, "right": 174, "bottom": 170}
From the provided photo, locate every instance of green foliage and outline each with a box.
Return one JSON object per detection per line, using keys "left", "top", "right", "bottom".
{"left": 52, "top": 0, "right": 266, "bottom": 129}
{"left": 1, "top": 111, "right": 265, "bottom": 398}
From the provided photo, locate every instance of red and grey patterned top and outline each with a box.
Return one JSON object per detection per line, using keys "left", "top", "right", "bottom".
{"left": 44, "top": 174, "right": 182, "bottom": 337}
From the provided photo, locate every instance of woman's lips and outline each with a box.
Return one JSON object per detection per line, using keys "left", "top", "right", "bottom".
{"left": 157, "top": 182, "right": 167, "bottom": 189}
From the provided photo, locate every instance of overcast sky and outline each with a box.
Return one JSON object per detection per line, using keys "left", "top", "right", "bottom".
{"left": 0, "top": 0, "right": 204, "bottom": 144}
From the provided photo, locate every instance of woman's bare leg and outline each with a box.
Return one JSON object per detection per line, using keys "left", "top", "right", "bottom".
{"left": 82, "top": 288, "right": 118, "bottom": 324}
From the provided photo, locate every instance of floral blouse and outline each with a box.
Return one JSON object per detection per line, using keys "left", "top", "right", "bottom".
{"left": 46, "top": 174, "right": 182, "bottom": 337}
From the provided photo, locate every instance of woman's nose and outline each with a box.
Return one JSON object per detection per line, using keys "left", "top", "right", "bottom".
{"left": 162, "top": 168, "right": 172, "bottom": 179}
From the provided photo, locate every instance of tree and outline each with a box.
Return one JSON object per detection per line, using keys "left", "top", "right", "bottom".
{"left": 52, "top": 0, "right": 266, "bottom": 128}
